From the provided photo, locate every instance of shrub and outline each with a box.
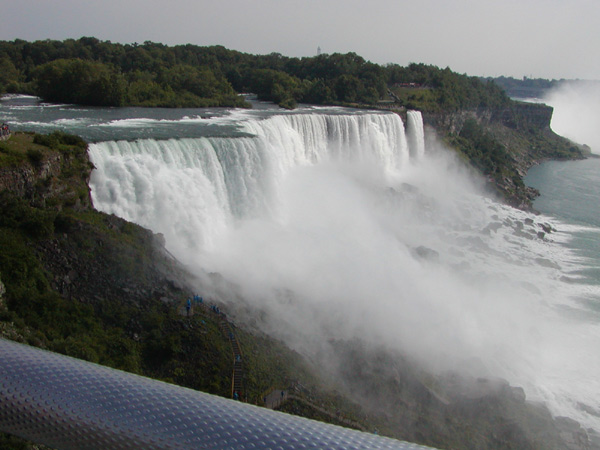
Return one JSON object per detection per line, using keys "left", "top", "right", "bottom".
{"left": 26, "top": 148, "right": 44, "bottom": 166}
{"left": 33, "top": 131, "right": 87, "bottom": 152}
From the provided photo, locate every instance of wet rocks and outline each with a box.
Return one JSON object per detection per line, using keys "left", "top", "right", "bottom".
{"left": 413, "top": 245, "right": 440, "bottom": 261}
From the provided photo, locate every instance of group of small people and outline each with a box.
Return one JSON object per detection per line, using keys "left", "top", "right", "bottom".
{"left": 184, "top": 293, "right": 225, "bottom": 318}
{"left": 185, "top": 294, "right": 204, "bottom": 316}
{"left": 183, "top": 292, "right": 224, "bottom": 318}
{"left": 0, "top": 123, "right": 10, "bottom": 138}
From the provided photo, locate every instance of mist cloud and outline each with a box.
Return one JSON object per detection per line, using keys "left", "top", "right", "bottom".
{"left": 545, "top": 81, "right": 600, "bottom": 154}
{"left": 197, "top": 143, "right": 600, "bottom": 429}
{"left": 89, "top": 111, "right": 600, "bottom": 430}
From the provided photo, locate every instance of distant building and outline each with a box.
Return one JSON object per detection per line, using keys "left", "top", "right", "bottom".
{"left": 393, "top": 83, "right": 423, "bottom": 88}
{"left": 317, "top": 46, "right": 322, "bottom": 56}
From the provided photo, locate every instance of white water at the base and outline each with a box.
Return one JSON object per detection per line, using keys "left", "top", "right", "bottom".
{"left": 89, "top": 109, "right": 600, "bottom": 432}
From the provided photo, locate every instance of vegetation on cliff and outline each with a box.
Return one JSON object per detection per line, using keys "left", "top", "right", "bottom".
{"left": 424, "top": 103, "right": 584, "bottom": 208}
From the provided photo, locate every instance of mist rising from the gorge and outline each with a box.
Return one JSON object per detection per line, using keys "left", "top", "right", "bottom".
{"left": 89, "top": 110, "right": 600, "bottom": 430}
{"left": 545, "top": 80, "right": 600, "bottom": 154}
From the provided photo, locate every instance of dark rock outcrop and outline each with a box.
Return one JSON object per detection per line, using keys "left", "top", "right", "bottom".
{"left": 0, "top": 134, "right": 93, "bottom": 211}
{"left": 423, "top": 103, "right": 555, "bottom": 134}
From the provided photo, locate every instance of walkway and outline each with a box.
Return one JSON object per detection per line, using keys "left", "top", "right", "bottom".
{"left": 179, "top": 297, "right": 245, "bottom": 401}
{"left": 218, "top": 318, "right": 244, "bottom": 400}
{"left": 262, "top": 389, "right": 366, "bottom": 431}
{"left": 263, "top": 389, "right": 288, "bottom": 409}
{"left": 179, "top": 297, "right": 363, "bottom": 429}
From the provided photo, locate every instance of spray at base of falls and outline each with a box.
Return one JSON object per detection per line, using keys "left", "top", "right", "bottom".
{"left": 89, "top": 109, "right": 600, "bottom": 432}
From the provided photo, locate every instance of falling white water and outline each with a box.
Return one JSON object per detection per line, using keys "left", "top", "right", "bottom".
{"left": 88, "top": 108, "right": 600, "bottom": 432}
{"left": 89, "top": 112, "right": 410, "bottom": 260}
{"left": 406, "top": 110, "right": 425, "bottom": 159}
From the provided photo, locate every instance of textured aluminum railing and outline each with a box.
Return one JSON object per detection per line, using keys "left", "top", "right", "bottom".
{"left": 0, "top": 338, "right": 436, "bottom": 449}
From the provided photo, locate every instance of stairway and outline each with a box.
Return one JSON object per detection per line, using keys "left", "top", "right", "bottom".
{"left": 218, "top": 318, "right": 245, "bottom": 400}
{"left": 179, "top": 297, "right": 245, "bottom": 401}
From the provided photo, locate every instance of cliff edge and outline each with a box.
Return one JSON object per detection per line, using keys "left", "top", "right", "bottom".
{"left": 423, "top": 102, "right": 584, "bottom": 209}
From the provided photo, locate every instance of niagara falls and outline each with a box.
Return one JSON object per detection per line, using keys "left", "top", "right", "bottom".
{"left": 1, "top": 12, "right": 599, "bottom": 444}
{"left": 3, "top": 91, "right": 598, "bottom": 437}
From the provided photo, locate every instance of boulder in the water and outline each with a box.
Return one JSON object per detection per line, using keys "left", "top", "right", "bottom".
{"left": 535, "top": 257, "right": 560, "bottom": 269}
{"left": 414, "top": 246, "right": 439, "bottom": 261}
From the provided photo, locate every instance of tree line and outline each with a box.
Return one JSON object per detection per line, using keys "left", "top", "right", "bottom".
{"left": 0, "top": 37, "right": 510, "bottom": 110}
{"left": 482, "top": 76, "right": 562, "bottom": 99}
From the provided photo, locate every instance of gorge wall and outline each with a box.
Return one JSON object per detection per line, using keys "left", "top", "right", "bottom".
{"left": 421, "top": 102, "right": 583, "bottom": 209}
{"left": 422, "top": 102, "right": 554, "bottom": 134}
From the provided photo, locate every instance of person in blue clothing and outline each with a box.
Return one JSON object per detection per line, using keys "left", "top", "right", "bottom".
{"left": 186, "top": 298, "right": 191, "bottom": 316}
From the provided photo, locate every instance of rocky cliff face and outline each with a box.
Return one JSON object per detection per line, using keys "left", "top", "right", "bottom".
{"left": 423, "top": 102, "right": 554, "bottom": 134}
{"left": 0, "top": 133, "right": 93, "bottom": 211}
{"left": 0, "top": 274, "right": 4, "bottom": 298}
{"left": 36, "top": 214, "right": 189, "bottom": 310}
{"left": 422, "top": 102, "right": 583, "bottom": 209}
{"left": 0, "top": 133, "right": 192, "bottom": 312}
{"left": 0, "top": 152, "right": 61, "bottom": 196}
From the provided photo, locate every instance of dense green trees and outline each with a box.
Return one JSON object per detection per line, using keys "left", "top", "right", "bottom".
{"left": 33, "top": 59, "right": 126, "bottom": 106}
{"left": 123, "top": 64, "right": 246, "bottom": 107}
{"left": 0, "top": 57, "right": 21, "bottom": 93}
{"left": 487, "top": 76, "right": 561, "bottom": 99}
{"left": 0, "top": 39, "right": 251, "bottom": 107}
{"left": 29, "top": 57, "right": 247, "bottom": 108}
{"left": 248, "top": 69, "right": 301, "bottom": 109}
{"left": 0, "top": 37, "right": 510, "bottom": 110}
{"left": 456, "top": 118, "right": 511, "bottom": 175}
{"left": 386, "top": 63, "right": 510, "bottom": 111}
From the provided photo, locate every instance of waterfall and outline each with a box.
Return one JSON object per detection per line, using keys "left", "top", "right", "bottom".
{"left": 406, "top": 110, "right": 425, "bottom": 159}
{"left": 89, "top": 112, "right": 416, "bottom": 261}
{"left": 87, "top": 108, "right": 600, "bottom": 430}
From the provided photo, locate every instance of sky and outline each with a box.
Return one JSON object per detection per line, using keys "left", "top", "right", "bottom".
{"left": 1, "top": 0, "right": 599, "bottom": 80}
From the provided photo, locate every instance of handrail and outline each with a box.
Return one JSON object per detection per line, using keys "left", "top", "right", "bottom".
{"left": 0, "top": 338, "right": 438, "bottom": 450}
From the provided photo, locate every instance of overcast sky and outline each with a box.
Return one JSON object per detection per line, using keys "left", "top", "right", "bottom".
{"left": 1, "top": 0, "right": 598, "bottom": 80}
